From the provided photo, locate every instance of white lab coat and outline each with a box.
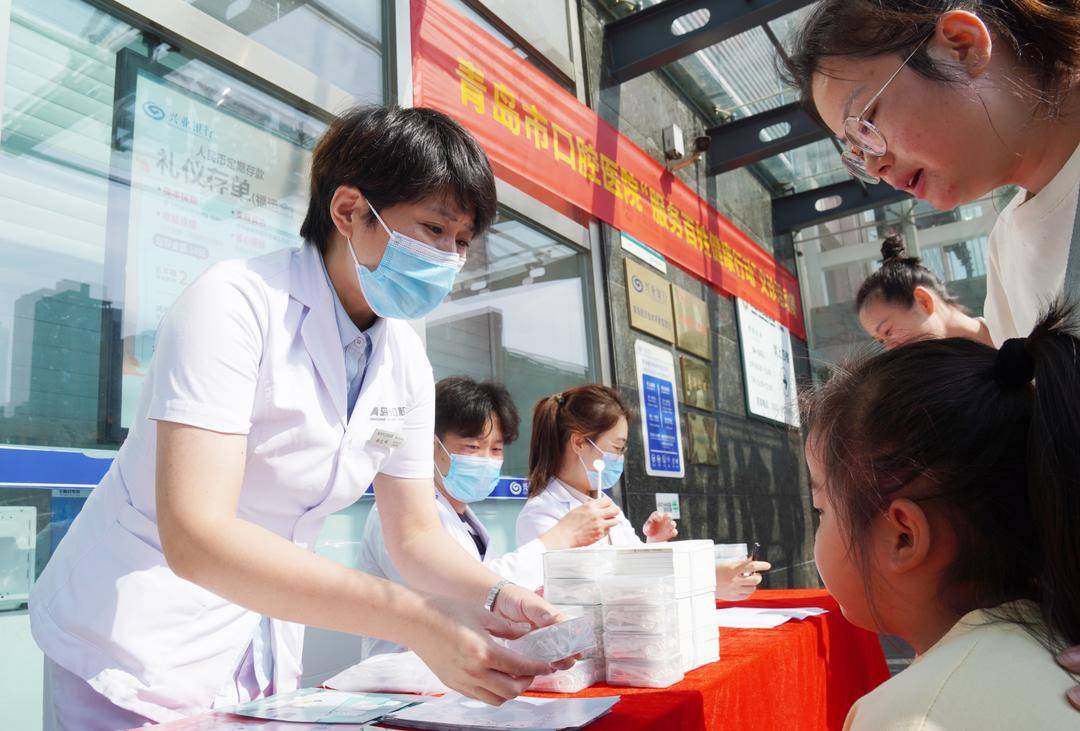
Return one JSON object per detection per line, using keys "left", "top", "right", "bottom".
{"left": 356, "top": 490, "right": 547, "bottom": 658}
{"left": 28, "top": 244, "right": 436, "bottom": 722}
{"left": 515, "top": 478, "right": 643, "bottom": 548}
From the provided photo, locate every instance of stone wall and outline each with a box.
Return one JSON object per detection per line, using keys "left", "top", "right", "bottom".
{"left": 580, "top": 0, "right": 817, "bottom": 588}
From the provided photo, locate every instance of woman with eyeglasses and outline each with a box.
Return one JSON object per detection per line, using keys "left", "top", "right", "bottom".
{"left": 781, "top": 0, "right": 1078, "bottom": 349}
{"left": 781, "top": 0, "right": 1080, "bottom": 712}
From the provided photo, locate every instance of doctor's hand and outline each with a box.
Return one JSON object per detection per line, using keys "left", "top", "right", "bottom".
{"left": 715, "top": 558, "right": 771, "bottom": 601}
{"left": 411, "top": 594, "right": 559, "bottom": 706}
{"left": 541, "top": 496, "right": 622, "bottom": 549}
{"left": 643, "top": 510, "right": 678, "bottom": 542}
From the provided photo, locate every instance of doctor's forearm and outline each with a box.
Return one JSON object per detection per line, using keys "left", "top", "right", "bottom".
{"left": 163, "top": 515, "right": 444, "bottom": 646}
{"left": 374, "top": 475, "right": 501, "bottom": 604}
{"left": 388, "top": 522, "right": 501, "bottom": 604}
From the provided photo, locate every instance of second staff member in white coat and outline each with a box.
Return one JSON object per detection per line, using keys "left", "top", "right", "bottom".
{"left": 516, "top": 384, "right": 770, "bottom": 601}
{"left": 359, "top": 377, "right": 621, "bottom": 657}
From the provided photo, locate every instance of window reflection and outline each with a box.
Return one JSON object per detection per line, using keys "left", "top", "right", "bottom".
{"left": 427, "top": 212, "right": 598, "bottom": 478}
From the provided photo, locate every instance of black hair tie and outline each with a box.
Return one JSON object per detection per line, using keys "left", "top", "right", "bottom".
{"left": 555, "top": 394, "right": 565, "bottom": 405}
{"left": 995, "top": 338, "right": 1035, "bottom": 387}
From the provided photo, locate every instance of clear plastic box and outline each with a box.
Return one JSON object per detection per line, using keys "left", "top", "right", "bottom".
{"left": 502, "top": 615, "right": 596, "bottom": 662}
{"left": 603, "top": 629, "right": 682, "bottom": 661}
{"left": 542, "top": 547, "right": 616, "bottom": 580}
{"left": 598, "top": 575, "right": 675, "bottom": 606}
{"left": 552, "top": 603, "right": 603, "bottom": 630}
{"left": 528, "top": 658, "right": 602, "bottom": 693}
{"left": 582, "top": 632, "right": 604, "bottom": 660}
{"left": 602, "top": 603, "right": 679, "bottom": 634}
{"left": 605, "top": 657, "right": 684, "bottom": 688}
{"left": 545, "top": 577, "right": 602, "bottom": 606}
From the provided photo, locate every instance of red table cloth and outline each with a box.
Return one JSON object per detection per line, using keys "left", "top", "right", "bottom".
{"left": 147, "top": 589, "right": 888, "bottom": 731}
{"left": 527, "top": 589, "right": 890, "bottom": 731}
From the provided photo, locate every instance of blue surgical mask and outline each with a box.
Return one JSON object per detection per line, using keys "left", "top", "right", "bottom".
{"left": 435, "top": 439, "right": 503, "bottom": 503}
{"left": 579, "top": 438, "right": 624, "bottom": 492}
{"left": 346, "top": 200, "right": 464, "bottom": 320}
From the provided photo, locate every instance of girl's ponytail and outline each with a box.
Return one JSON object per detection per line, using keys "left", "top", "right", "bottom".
{"left": 1018, "top": 302, "right": 1080, "bottom": 645}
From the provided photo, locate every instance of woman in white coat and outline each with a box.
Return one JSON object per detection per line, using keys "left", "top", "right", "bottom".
{"left": 516, "top": 384, "right": 770, "bottom": 600}
{"left": 358, "top": 377, "right": 621, "bottom": 658}
{"left": 29, "top": 106, "right": 566, "bottom": 730}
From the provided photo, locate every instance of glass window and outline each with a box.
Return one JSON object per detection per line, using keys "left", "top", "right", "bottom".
{"left": 2, "top": 0, "right": 327, "bottom": 625}
{"left": 1, "top": 0, "right": 342, "bottom": 722}
{"left": 187, "top": 0, "right": 386, "bottom": 102}
{"left": 426, "top": 211, "right": 600, "bottom": 481}
{"left": 794, "top": 191, "right": 1004, "bottom": 378}
{"left": 443, "top": 0, "right": 575, "bottom": 93}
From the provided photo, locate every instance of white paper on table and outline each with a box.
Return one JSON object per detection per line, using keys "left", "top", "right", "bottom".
{"left": 324, "top": 651, "right": 449, "bottom": 695}
{"left": 382, "top": 693, "right": 619, "bottom": 730}
{"left": 715, "top": 606, "right": 829, "bottom": 629}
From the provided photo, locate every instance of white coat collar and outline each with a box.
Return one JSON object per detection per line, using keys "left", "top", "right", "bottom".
{"left": 434, "top": 488, "right": 490, "bottom": 547}
{"left": 290, "top": 243, "right": 390, "bottom": 426}
{"left": 544, "top": 478, "right": 590, "bottom": 507}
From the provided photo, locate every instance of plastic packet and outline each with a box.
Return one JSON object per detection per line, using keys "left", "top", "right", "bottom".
{"left": 551, "top": 603, "right": 603, "bottom": 630}
{"left": 605, "top": 657, "right": 684, "bottom": 688}
{"left": 598, "top": 575, "right": 676, "bottom": 606}
{"left": 501, "top": 615, "right": 596, "bottom": 662}
{"left": 602, "top": 603, "right": 679, "bottom": 634}
{"left": 603, "top": 629, "right": 682, "bottom": 661}
{"left": 543, "top": 547, "right": 616, "bottom": 579}
{"left": 528, "top": 658, "right": 602, "bottom": 693}
{"left": 545, "top": 577, "right": 602, "bottom": 605}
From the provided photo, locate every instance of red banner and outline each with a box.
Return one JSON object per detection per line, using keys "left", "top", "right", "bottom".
{"left": 411, "top": 0, "right": 805, "bottom": 339}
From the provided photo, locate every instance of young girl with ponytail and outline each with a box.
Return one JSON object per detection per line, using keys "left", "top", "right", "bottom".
{"left": 516, "top": 384, "right": 769, "bottom": 601}
{"left": 782, "top": 0, "right": 1079, "bottom": 346}
{"left": 804, "top": 302, "right": 1080, "bottom": 727}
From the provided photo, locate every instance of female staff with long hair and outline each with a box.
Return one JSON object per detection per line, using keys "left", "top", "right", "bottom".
{"left": 517, "top": 385, "right": 769, "bottom": 601}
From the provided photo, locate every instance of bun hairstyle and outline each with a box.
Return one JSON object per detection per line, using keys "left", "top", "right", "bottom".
{"left": 779, "top": 0, "right": 1080, "bottom": 122}
{"left": 527, "top": 385, "right": 633, "bottom": 498}
{"left": 855, "top": 234, "right": 962, "bottom": 312}
{"left": 803, "top": 300, "right": 1080, "bottom": 650}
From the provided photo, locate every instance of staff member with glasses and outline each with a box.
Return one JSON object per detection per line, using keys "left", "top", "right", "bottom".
{"left": 778, "top": 0, "right": 1080, "bottom": 711}
{"left": 30, "top": 106, "right": 569, "bottom": 730}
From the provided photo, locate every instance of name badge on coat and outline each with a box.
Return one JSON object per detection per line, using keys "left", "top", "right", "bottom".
{"left": 371, "top": 428, "right": 405, "bottom": 449}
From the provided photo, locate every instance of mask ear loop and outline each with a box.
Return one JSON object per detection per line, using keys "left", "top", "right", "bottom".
{"left": 434, "top": 437, "right": 453, "bottom": 484}
{"left": 365, "top": 198, "right": 395, "bottom": 237}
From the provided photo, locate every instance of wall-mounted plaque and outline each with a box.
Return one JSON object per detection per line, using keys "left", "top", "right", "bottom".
{"left": 679, "top": 356, "right": 715, "bottom": 411}
{"left": 685, "top": 412, "right": 719, "bottom": 465}
{"left": 671, "top": 284, "right": 711, "bottom": 359}
{"left": 625, "top": 257, "right": 675, "bottom": 343}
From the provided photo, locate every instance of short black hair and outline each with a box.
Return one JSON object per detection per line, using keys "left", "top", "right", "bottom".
{"left": 435, "top": 376, "right": 520, "bottom": 445}
{"left": 299, "top": 106, "right": 497, "bottom": 254}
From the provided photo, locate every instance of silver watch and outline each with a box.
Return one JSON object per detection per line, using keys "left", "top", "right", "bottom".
{"left": 484, "top": 578, "right": 512, "bottom": 613}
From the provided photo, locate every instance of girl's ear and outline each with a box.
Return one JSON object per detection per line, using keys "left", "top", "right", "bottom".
{"left": 882, "top": 498, "right": 933, "bottom": 574}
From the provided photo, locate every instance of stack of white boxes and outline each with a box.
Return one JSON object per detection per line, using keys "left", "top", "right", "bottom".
{"left": 532, "top": 547, "right": 614, "bottom": 692}
{"left": 538, "top": 540, "right": 719, "bottom": 691}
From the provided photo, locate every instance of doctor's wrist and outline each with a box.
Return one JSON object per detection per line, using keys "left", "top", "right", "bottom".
{"left": 538, "top": 524, "right": 570, "bottom": 551}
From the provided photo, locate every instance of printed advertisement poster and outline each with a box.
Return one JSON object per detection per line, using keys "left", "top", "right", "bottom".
{"left": 735, "top": 298, "right": 800, "bottom": 428}
{"left": 634, "top": 339, "right": 684, "bottom": 478}
{"left": 120, "top": 69, "right": 314, "bottom": 425}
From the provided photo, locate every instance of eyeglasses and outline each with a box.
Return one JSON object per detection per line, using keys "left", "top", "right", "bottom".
{"left": 840, "top": 39, "right": 927, "bottom": 185}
